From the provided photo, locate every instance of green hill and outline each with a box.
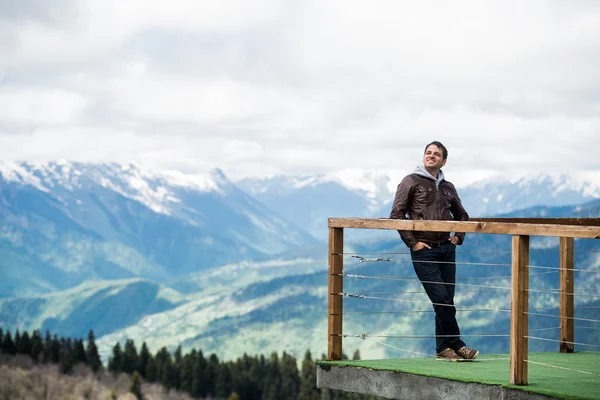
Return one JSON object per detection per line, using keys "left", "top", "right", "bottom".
{"left": 0, "top": 279, "right": 186, "bottom": 338}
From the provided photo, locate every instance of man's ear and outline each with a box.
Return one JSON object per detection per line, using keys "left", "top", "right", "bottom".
{"left": 442, "top": 159, "right": 447, "bottom": 167}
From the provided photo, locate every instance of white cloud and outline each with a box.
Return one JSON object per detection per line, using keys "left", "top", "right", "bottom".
{"left": 1, "top": 0, "right": 599, "bottom": 180}
{"left": 223, "top": 140, "right": 263, "bottom": 160}
{"left": 0, "top": 88, "right": 88, "bottom": 125}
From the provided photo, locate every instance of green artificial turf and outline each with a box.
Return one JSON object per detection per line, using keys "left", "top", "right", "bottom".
{"left": 318, "top": 352, "right": 600, "bottom": 400}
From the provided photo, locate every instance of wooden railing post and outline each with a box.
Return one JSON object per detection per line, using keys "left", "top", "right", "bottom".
{"left": 328, "top": 227, "right": 344, "bottom": 360}
{"left": 559, "top": 237, "right": 575, "bottom": 353}
{"left": 510, "top": 235, "right": 530, "bottom": 385}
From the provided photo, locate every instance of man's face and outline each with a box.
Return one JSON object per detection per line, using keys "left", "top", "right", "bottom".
{"left": 423, "top": 144, "right": 446, "bottom": 170}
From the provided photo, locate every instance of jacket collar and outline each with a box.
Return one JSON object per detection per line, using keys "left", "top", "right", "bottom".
{"left": 413, "top": 164, "right": 445, "bottom": 187}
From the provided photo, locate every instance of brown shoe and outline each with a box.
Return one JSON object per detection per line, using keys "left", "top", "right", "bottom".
{"left": 456, "top": 346, "right": 479, "bottom": 360}
{"left": 436, "top": 348, "right": 463, "bottom": 362}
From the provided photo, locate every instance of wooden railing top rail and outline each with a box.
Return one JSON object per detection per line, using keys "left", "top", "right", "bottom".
{"left": 328, "top": 218, "right": 600, "bottom": 239}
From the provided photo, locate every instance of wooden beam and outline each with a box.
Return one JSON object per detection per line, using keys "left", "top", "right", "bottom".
{"left": 510, "top": 235, "right": 529, "bottom": 386}
{"left": 559, "top": 237, "right": 575, "bottom": 353}
{"left": 328, "top": 227, "right": 344, "bottom": 361}
{"left": 328, "top": 218, "right": 600, "bottom": 239}
{"left": 473, "top": 218, "right": 600, "bottom": 226}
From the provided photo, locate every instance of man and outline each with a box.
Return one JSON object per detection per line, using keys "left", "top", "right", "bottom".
{"left": 389, "top": 141, "right": 478, "bottom": 361}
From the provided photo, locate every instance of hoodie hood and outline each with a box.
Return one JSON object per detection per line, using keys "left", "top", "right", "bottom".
{"left": 413, "top": 164, "right": 445, "bottom": 187}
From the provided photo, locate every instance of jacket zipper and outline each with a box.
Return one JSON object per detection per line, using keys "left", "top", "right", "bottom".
{"left": 436, "top": 183, "right": 442, "bottom": 243}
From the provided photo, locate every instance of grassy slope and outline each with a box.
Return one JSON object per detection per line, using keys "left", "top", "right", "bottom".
{"left": 0, "top": 279, "right": 186, "bottom": 338}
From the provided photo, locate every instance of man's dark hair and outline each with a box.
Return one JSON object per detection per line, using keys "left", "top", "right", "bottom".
{"left": 424, "top": 141, "right": 448, "bottom": 160}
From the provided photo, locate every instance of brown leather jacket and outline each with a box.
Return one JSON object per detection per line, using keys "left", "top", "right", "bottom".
{"left": 389, "top": 171, "right": 469, "bottom": 248}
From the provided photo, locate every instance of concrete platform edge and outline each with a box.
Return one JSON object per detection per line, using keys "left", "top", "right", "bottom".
{"left": 316, "top": 364, "right": 557, "bottom": 400}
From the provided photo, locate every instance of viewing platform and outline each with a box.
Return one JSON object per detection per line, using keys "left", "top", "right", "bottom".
{"left": 317, "top": 352, "right": 599, "bottom": 400}
{"left": 318, "top": 217, "right": 600, "bottom": 400}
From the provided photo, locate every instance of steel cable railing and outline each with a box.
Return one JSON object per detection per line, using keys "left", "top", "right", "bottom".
{"left": 334, "top": 250, "right": 599, "bottom": 380}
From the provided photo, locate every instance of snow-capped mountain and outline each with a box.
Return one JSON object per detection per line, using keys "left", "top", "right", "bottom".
{"left": 235, "top": 169, "right": 407, "bottom": 238}
{"left": 1, "top": 161, "right": 261, "bottom": 219}
{"left": 237, "top": 170, "right": 600, "bottom": 238}
{"left": 0, "top": 161, "right": 317, "bottom": 297}
{"left": 460, "top": 172, "right": 600, "bottom": 217}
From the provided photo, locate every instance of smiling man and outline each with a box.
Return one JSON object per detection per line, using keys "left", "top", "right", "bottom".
{"left": 389, "top": 141, "right": 478, "bottom": 361}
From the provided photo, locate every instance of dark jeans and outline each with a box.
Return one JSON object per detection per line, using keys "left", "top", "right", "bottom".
{"left": 410, "top": 241, "right": 466, "bottom": 354}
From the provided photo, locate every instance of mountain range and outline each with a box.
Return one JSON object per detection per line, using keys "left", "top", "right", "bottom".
{"left": 237, "top": 170, "right": 600, "bottom": 238}
{"left": 0, "top": 161, "right": 316, "bottom": 298}
{"left": 1, "top": 161, "right": 599, "bottom": 363}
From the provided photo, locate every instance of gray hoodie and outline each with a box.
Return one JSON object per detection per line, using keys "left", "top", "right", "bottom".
{"left": 413, "top": 164, "right": 445, "bottom": 188}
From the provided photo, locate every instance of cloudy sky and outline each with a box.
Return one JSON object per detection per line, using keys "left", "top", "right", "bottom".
{"left": 1, "top": 0, "right": 599, "bottom": 183}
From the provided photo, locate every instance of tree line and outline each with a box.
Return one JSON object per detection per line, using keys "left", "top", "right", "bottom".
{"left": 0, "top": 327, "right": 380, "bottom": 400}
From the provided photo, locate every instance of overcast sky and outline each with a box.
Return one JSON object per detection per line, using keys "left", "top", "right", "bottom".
{"left": 1, "top": 0, "right": 599, "bottom": 184}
